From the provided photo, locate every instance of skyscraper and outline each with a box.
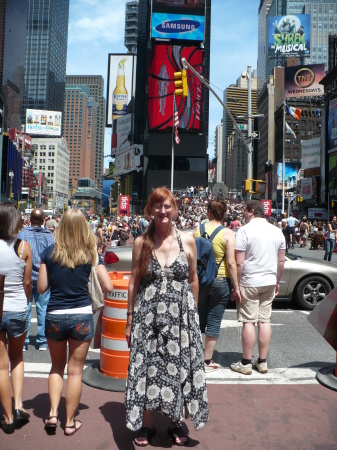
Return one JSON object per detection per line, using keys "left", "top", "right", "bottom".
{"left": 125, "top": 1, "right": 138, "bottom": 53}
{"left": 66, "top": 75, "right": 105, "bottom": 188}
{"left": 0, "top": 0, "right": 28, "bottom": 130}
{"left": 24, "top": 0, "right": 69, "bottom": 115}
{"left": 257, "top": 0, "right": 273, "bottom": 91}
{"left": 63, "top": 85, "right": 97, "bottom": 188}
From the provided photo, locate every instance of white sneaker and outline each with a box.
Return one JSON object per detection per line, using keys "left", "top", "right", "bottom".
{"left": 204, "top": 360, "right": 220, "bottom": 373}
{"left": 254, "top": 359, "right": 268, "bottom": 373}
{"left": 230, "top": 361, "right": 252, "bottom": 375}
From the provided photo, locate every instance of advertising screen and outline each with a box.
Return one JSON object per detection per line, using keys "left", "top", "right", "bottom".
{"left": 114, "top": 145, "right": 143, "bottom": 176}
{"left": 284, "top": 64, "right": 324, "bottom": 98}
{"left": 276, "top": 162, "right": 300, "bottom": 190}
{"left": 268, "top": 14, "right": 311, "bottom": 59}
{"left": 328, "top": 99, "right": 337, "bottom": 153}
{"left": 106, "top": 54, "right": 136, "bottom": 127}
{"left": 111, "top": 114, "right": 132, "bottom": 156}
{"left": 329, "top": 153, "right": 337, "bottom": 189}
{"left": 151, "top": 0, "right": 205, "bottom": 42}
{"left": 151, "top": 13, "right": 205, "bottom": 41}
{"left": 25, "top": 109, "right": 62, "bottom": 136}
{"left": 301, "top": 137, "right": 320, "bottom": 170}
{"left": 300, "top": 177, "right": 313, "bottom": 200}
{"left": 152, "top": 1, "right": 205, "bottom": 10}
{"left": 148, "top": 45, "right": 204, "bottom": 131}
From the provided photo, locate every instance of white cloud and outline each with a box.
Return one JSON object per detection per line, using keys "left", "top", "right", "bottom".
{"left": 68, "top": 0, "right": 125, "bottom": 45}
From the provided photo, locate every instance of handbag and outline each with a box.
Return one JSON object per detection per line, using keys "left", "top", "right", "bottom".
{"left": 88, "top": 255, "right": 105, "bottom": 314}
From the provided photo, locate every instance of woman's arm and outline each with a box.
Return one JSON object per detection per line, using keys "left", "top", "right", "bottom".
{"left": 97, "top": 264, "right": 113, "bottom": 293}
{"left": 125, "top": 238, "right": 143, "bottom": 344}
{"left": 180, "top": 232, "right": 199, "bottom": 305}
{"left": 37, "top": 263, "right": 49, "bottom": 294}
{"left": 223, "top": 229, "right": 241, "bottom": 303}
{"left": 21, "top": 241, "right": 32, "bottom": 303}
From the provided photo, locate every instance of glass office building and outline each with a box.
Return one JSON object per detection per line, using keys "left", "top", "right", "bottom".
{"left": 24, "top": 0, "right": 69, "bottom": 115}
{"left": 0, "top": 0, "right": 28, "bottom": 130}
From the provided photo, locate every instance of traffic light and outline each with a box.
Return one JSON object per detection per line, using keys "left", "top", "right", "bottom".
{"left": 244, "top": 179, "right": 252, "bottom": 192}
{"left": 174, "top": 69, "right": 188, "bottom": 97}
{"left": 253, "top": 180, "right": 266, "bottom": 194}
{"left": 298, "top": 196, "right": 303, "bottom": 202}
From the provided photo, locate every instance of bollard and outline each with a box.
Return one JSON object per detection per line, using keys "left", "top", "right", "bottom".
{"left": 100, "top": 271, "right": 131, "bottom": 378}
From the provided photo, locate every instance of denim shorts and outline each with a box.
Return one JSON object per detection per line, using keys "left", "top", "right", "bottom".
{"left": 0, "top": 311, "right": 28, "bottom": 338}
{"left": 198, "top": 277, "right": 232, "bottom": 337}
{"left": 45, "top": 313, "right": 94, "bottom": 342}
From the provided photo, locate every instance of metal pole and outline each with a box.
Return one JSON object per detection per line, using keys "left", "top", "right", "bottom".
{"left": 282, "top": 103, "right": 285, "bottom": 215}
{"left": 181, "top": 58, "right": 251, "bottom": 155}
{"left": 247, "top": 66, "right": 252, "bottom": 200}
{"left": 171, "top": 93, "right": 175, "bottom": 192}
{"left": 9, "top": 171, "right": 14, "bottom": 202}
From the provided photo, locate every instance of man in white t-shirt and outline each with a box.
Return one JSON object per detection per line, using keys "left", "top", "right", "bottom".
{"left": 231, "top": 200, "right": 286, "bottom": 375}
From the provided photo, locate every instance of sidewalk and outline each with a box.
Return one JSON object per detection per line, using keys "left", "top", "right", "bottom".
{"left": 2, "top": 377, "right": 337, "bottom": 449}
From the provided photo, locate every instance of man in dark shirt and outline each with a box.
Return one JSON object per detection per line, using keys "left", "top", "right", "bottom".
{"left": 18, "top": 209, "right": 54, "bottom": 351}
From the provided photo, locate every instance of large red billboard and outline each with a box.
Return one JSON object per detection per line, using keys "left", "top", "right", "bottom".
{"left": 147, "top": 45, "right": 204, "bottom": 131}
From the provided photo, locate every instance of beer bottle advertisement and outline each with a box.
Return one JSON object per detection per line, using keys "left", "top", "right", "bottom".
{"left": 113, "top": 59, "right": 128, "bottom": 120}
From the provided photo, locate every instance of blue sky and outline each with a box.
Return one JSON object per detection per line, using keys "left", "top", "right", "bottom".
{"left": 67, "top": 0, "right": 258, "bottom": 167}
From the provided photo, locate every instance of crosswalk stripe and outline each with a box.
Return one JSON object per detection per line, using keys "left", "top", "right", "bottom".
{"left": 22, "top": 362, "right": 320, "bottom": 384}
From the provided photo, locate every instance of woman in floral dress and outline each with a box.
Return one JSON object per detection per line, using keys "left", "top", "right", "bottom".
{"left": 125, "top": 187, "right": 208, "bottom": 447}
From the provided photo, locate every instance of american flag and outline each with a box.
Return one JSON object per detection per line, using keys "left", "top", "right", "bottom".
{"left": 174, "top": 97, "right": 180, "bottom": 145}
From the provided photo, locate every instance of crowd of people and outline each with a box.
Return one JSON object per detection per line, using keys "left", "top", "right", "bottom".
{"left": 0, "top": 188, "right": 336, "bottom": 445}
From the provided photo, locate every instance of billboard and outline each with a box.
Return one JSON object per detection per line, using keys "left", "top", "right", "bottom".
{"left": 301, "top": 137, "right": 320, "bottom": 170}
{"left": 284, "top": 64, "right": 325, "bottom": 98}
{"left": 151, "top": 0, "right": 205, "bottom": 42}
{"left": 328, "top": 99, "right": 337, "bottom": 153}
{"left": 111, "top": 114, "right": 132, "bottom": 156}
{"left": 329, "top": 153, "right": 337, "bottom": 190}
{"left": 118, "top": 195, "right": 130, "bottom": 216}
{"left": 148, "top": 45, "right": 204, "bottom": 131}
{"left": 106, "top": 54, "right": 136, "bottom": 127}
{"left": 276, "top": 162, "right": 300, "bottom": 191}
{"left": 261, "top": 199, "right": 272, "bottom": 217}
{"left": 268, "top": 14, "right": 311, "bottom": 58}
{"left": 114, "top": 144, "right": 143, "bottom": 176}
{"left": 300, "top": 177, "right": 313, "bottom": 200}
{"left": 25, "top": 109, "right": 62, "bottom": 136}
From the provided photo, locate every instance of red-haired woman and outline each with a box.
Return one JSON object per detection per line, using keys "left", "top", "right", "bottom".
{"left": 125, "top": 187, "right": 208, "bottom": 447}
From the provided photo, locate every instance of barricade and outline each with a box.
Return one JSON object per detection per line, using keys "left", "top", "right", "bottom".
{"left": 100, "top": 271, "right": 131, "bottom": 378}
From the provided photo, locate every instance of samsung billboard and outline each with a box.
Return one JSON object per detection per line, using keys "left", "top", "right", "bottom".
{"left": 25, "top": 109, "right": 62, "bottom": 136}
{"left": 268, "top": 14, "right": 311, "bottom": 58}
{"left": 151, "top": 0, "right": 205, "bottom": 42}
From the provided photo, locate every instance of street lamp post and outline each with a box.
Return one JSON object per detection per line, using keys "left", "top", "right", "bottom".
{"left": 241, "top": 66, "right": 252, "bottom": 199}
{"left": 9, "top": 171, "right": 14, "bottom": 202}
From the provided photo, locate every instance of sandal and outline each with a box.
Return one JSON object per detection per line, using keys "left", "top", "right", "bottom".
{"left": 134, "top": 427, "right": 156, "bottom": 447}
{"left": 64, "top": 419, "right": 82, "bottom": 436}
{"left": 44, "top": 415, "right": 58, "bottom": 429}
{"left": 168, "top": 426, "right": 189, "bottom": 446}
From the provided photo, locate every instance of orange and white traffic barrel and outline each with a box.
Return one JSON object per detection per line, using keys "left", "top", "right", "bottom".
{"left": 100, "top": 271, "right": 131, "bottom": 378}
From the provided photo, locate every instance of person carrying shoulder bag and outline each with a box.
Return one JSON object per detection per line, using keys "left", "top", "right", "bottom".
{"left": 194, "top": 199, "right": 240, "bottom": 373}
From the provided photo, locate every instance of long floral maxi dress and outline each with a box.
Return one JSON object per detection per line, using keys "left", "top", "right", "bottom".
{"left": 125, "top": 231, "right": 209, "bottom": 431}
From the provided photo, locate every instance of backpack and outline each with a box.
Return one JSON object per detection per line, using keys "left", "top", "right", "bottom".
{"left": 300, "top": 222, "right": 306, "bottom": 231}
{"left": 195, "top": 223, "right": 225, "bottom": 287}
{"left": 119, "top": 228, "right": 130, "bottom": 241}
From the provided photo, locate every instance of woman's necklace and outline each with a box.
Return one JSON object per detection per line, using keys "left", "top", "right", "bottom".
{"left": 154, "top": 230, "right": 175, "bottom": 277}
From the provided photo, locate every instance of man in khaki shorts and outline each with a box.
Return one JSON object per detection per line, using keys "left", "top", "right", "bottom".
{"left": 231, "top": 200, "right": 286, "bottom": 375}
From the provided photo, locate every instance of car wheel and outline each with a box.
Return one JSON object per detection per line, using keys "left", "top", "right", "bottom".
{"left": 295, "top": 276, "right": 331, "bottom": 310}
